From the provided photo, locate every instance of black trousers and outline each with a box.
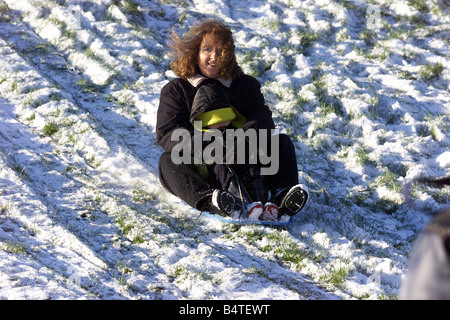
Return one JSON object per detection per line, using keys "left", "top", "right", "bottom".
{"left": 158, "top": 134, "right": 299, "bottom": 210}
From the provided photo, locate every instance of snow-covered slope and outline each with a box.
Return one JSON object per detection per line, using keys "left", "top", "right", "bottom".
{"left": 0, "top": 0, "right": 448, "bottom": 300}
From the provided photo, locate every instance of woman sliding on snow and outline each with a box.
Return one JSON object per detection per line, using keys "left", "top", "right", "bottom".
{"left": 156, "top": 19, "right": 308, "bottom": 222}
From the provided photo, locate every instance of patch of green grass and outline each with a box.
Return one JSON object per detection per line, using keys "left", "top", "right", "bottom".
{"left": 48, "top": 16, "right": 67, "bottom": 28}
{"left": 319, "top": 264, "right": 350, "bottom": 287}
{"left": 160, "top": 0, "right": 189, "bottom": 7}
{"left": 345, "top": 191, "right": 371, "bottom": 208}
{"left": 25, "top": 112, "right": 36, "bottom": 122}
{"left": 0, "top": 3, "right": 11, "bottom": 22}
{"left": 430, "top": 187, "right": 450, "bottom": 204}
{"left": 132, "top": 233, "right": 145, "bottom": 244}
{"left": 265, "top": 18, "right": 280, "bottom": 32}
{"left": 0, "top": 203, "right": 10, "bottom": 215}
{"left": 419, "top": 62, "right": 443, "bottom": 81}
{"left": 236, "top": 227, "right": 265, "bottom": 246}
{"left": 299, "top": 30, "right": 319, "bottom": 50}
{"left": 367, "top": 46, "right": 391, "bottom": 62}
{"left": 408, "top": 0, "right": 429, "bottom": 13}
{"left": 132, "top": 188, "right": 156, "bottom": 203}
{"left": 12, "top": 163, "right": 29, "bottom": 180}
{"left": 33, "top": 43, "right": 52, "bottom": 55}
{"left": 76, "top": 78, "right": 102, "bottom": 94}
{"left": 1, "top": 240, "right": 28, "bottom": 254}
{"left": 356, "top": 147, "right": 376, "bottom": 166}
{"left": 42, "top": 122, "right": 59, "bottom": 137}
{"left": 23, "top": 94, "right": 43, "bottom": 108}
{"left": 121, "top": 0, "right": 140, "bottom": 14}
{"left": 63, "top": 29, "right": 77, "bottom": 42}
{"left": 430, "top": 124, "right": 441, "bottom": 141}
{"left": 370, "top": 198, "right": 399, "bottom": 214}
{"left": 171, "top": 264, "right": 188, "bottom": 278}
{"left": 116, "top": 213, "right": 133, "bottom": 235}
{"left": 114, "top": 211, "right": 145, "bottom": 244}
{"left": 275, "top": 244, "right": 310, "bottom": 266}
{"left": 320, "top": 101, "right": 341, "bottom": 117}
{"left": 87, "top": 154, "right": 100, "bottom": 168}
{"left": 169, "top": 264, "right": 215, "bottom": 284}
{"left": 242, "top": 266, "right": 266, "bottom": 276}
{"left": 375, "top": 169, "right": 401, "bottom": 193}
{"left": 117, "top": 260, "right": 133, "bottom": 274}
{"left": 378, "top": 290, "right": 398, "bottom": 300}
{"left": 358, "top": 29, "right": 377, "bottom": 46}
{"left": 240, "top": 50, "right": 266, "bottom": 79}
{"left": 311, "top": 72, "right": 344, "bottom": 118}
{"left": 84, "top": 48, "right": 100, "bottom": 61}
{"left": 10, "top": 80, "right": 18, "bottom": 92}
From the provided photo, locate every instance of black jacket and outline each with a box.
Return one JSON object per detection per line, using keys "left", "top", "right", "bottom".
{"left": 156, "top": 75, "right": 275, "bottom": 152}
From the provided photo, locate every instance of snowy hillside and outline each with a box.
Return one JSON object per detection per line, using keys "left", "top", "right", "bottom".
{"left": 0, "top": 0, "right": 449, "bottom": 300}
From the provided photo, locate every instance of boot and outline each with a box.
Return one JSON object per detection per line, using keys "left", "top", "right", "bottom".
{"left": 208, "top": 189, "right": 243, "bottom": 218}
{"left": 278, "top": 184, "right": 309, "bottom": 216}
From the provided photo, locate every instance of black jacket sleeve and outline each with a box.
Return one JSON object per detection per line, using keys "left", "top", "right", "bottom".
{"left": 156, "top": 79, "right": 195, "bottom": 152}
{"left": 231, "top": 75, "right": 275, "bottom": 131}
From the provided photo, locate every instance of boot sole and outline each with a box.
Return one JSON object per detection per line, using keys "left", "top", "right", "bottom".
{"left": 280, "top": 184, "right": 309, "bottom": 215}
{"left": 212, "top": 190, "right": 237, "bottom": 216}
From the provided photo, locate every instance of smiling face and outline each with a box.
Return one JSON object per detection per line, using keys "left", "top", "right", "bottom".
{"left": 197, "top": 34, "right": 223, "bottom": 79}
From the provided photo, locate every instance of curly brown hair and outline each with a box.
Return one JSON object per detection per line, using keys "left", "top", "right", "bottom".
{"left": 168, "top": 19, "right": 244, "bottom": 80}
